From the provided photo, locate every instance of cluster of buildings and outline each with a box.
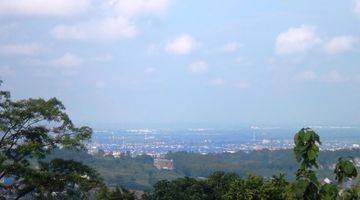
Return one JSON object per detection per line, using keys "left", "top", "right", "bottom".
{"left": 87, "top": 137, "right": 360, "bottom": 158}
{"left": 88, "top": 145, "right": 175, "bottom": 170}
{"left": 153, "top": 158, "right": 174, "bottom": 170}
{"left": 86, "top": 129, "right": 360, "bottom": 167}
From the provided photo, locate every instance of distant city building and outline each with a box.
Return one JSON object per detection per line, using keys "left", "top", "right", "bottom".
{"left": 112, "top": 151, "right": 123, "bottom": 158}
{"left": 104, "top": 151, "right": 113, "bottom": 157}
{"left": 154, "top": 158, "right": 174, "bottom": 170}
{"left": 88, "top": 129, "right": 360, "bottom": 156}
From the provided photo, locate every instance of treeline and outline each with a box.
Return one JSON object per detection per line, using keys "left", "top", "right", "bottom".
{"left": 47, "top": 148, "right": 360, "bottom": 192}
{"left": 167, "top": 149, "right": 360, "bottom": 180}
{"left": 47, "top": 149, "right": 181, "bottom": 191}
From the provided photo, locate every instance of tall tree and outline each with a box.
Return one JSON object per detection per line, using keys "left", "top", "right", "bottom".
{"left": 288, "top": 127, "right": 321, "bottom": 200}
{"left": 0, "top": 81, "right": 102, "bottom": 199}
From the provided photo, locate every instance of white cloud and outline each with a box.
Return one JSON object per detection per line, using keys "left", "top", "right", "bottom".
{"left": 51, "top": 53, "right": 83, "bottom": 75}
{"left": 355, "top": 0, "right": 360, "bottom": 15}
{"left": 0, "top": 43, "right": 42, "bottom": 56}
{"left": 188, "top": 61, "right": 208, "bottom": 74}
{"left": 325, "top": 36, "right": 357, "bottom": 54}
{"left": 51, "top": 16, "right": 137, "bottom": 41}
{"left": 52, "top": 53, "right": 83, "bottom": 68}
{"left": 297, "top": 70, "right": 346, "bottom": 83}
{"left": 0, "top": 0, "right": 89, "bottom": 16}
{"left": 165, "top": 34, "right": 197, "bottom": 55}
{"left": 220, "top": 42, "right": 241, "bottom": 53}
{"left": 320, "top": 70, "right": 345, "bottom": 83}
{"left": 51, "top": 0, "right": 170, "bottom": 41}
{"left": 297, "top": 70, "right": 317, "bottom": 81}
{"left": 275, "top": 25, "right": 321, "bottom": 55}
{"left": 106, "top": 0, "right": 170, "bottom": 17}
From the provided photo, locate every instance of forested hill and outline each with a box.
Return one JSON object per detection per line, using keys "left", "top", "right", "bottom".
{"left": 166, "top": 149, "right": 360, "bottom": 180}
{"left": 47, "top": 149, "right": 360, "bottom": 191}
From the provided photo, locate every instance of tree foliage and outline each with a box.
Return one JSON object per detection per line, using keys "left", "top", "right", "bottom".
{"left": 334, "top": 157, "right": 358, "bottom": 185}
{"left": 0, "top": 81, "right": 102, "bottom": 199}
{"left": 97, "top": 185, "right": 135, "bottom": 200}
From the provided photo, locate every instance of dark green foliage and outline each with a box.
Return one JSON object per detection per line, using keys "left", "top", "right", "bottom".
{"left": 294, "top": 128, "right": 321, "bottom": 177}
{"left": 47, "top": 149, "right": 181, "bottom": 192}
{"left": 96, "top": 186, "right": 110, "bottom": 199}
{"left": 148, "top": 172, "right": 289, "bottom": 200}
{"left": 224, "top": 175, "right": 267, "bottom": 200}
{"left": 0, "top": 81, "right": 102, "bottom": 199}
{"left": 151, "top": 178, "right": 201, "bottom": 200}
{"left": 96, "top": 185, "right": 136, "bottom": 200}
{"left": 166, "top": 149, "right": 360, "bottom": 181}
{"left": 292, "top": 128, "right": 321, "bottom": 199}
{"left": 109, "top": 186, "right": 135, "bottom": 200}
{"left": 334, "top": 157, "right": 358, "bottom": 185}
{"left": 319, "top": 183, "right": 339, "bottom": 200}
{"left": 47, "top": 148, "right": 360, "bottom": 192}
{"left": 340, "top": 188, "right": 359, "bottom": 200}
{"left": 206, "top": 172, "right": 239, "bottom": 199}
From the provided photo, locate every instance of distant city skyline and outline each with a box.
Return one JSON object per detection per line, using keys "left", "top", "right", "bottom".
{"left": 1, "top": 0, "right": 360, "bottom": 127}
{"left": 88, "top": 127, "right": 360, "bottom": 156}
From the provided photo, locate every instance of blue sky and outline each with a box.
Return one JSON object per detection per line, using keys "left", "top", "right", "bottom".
{"left": 0, "top": 0, "right": 360, "bottom": 128}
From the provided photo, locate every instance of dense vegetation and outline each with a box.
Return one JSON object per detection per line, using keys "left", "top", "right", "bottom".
{"left": 0, "top": 81, "right": 103, "bottom": 199}
{"left": 167, "top": 149, "right": 360, "bottom": 181}
{"left": 47, "top": 149, "right": 181, "bottom": 192}
{"left": 46, "top": 148, "right": 360, "bottom": 192}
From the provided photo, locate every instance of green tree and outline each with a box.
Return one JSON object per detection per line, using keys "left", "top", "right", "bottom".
{"left": 288, "top": 127, "right": 321, "bottom": 200}
{"left": 96, "top": 185, "right": 136, "bottom": 200}
{"left": 206, "top": 171, "right": 239, "bottom": 199}
{"left": 108, "top": 186, "right": 135, "bottom": 200}
{"left": 150, "top": 177, "right": 212, "bottom": 200}
{"left": 319, "top": 183, "right": 339, "bottom": 200}
{"left": 260, "top": 174, "right": 288, "bottom": 200}
{"left": 0, "top": 81, "right": 102, "bottom": 199}
{"left": 96, "top": 186, "right": 110, "bottom": 200}
{"left": 224, "top": 175, "right": 264, "bottom": 200}
{"left": 334, "top": 157, "right": 358, "bottom": 186}
{"left": 334, "top": 157, "right": 359, "bottom": 200}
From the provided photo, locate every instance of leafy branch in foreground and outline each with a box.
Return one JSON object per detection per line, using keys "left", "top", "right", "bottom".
{"left": 0, "top": 81, "right": 103, "bottom": 199}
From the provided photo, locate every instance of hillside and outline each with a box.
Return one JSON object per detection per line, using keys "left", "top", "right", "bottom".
{"left": 47, "top": 149, "right": 360, "bottom": 191}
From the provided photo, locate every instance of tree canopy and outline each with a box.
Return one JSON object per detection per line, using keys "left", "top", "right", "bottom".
{"left": 0, "top": 81, "right": 102, "bottom": 199}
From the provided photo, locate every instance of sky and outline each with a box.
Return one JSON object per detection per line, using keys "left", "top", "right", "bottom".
{"left": 0, "top": 0, "right": 360, "bottom": 128}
